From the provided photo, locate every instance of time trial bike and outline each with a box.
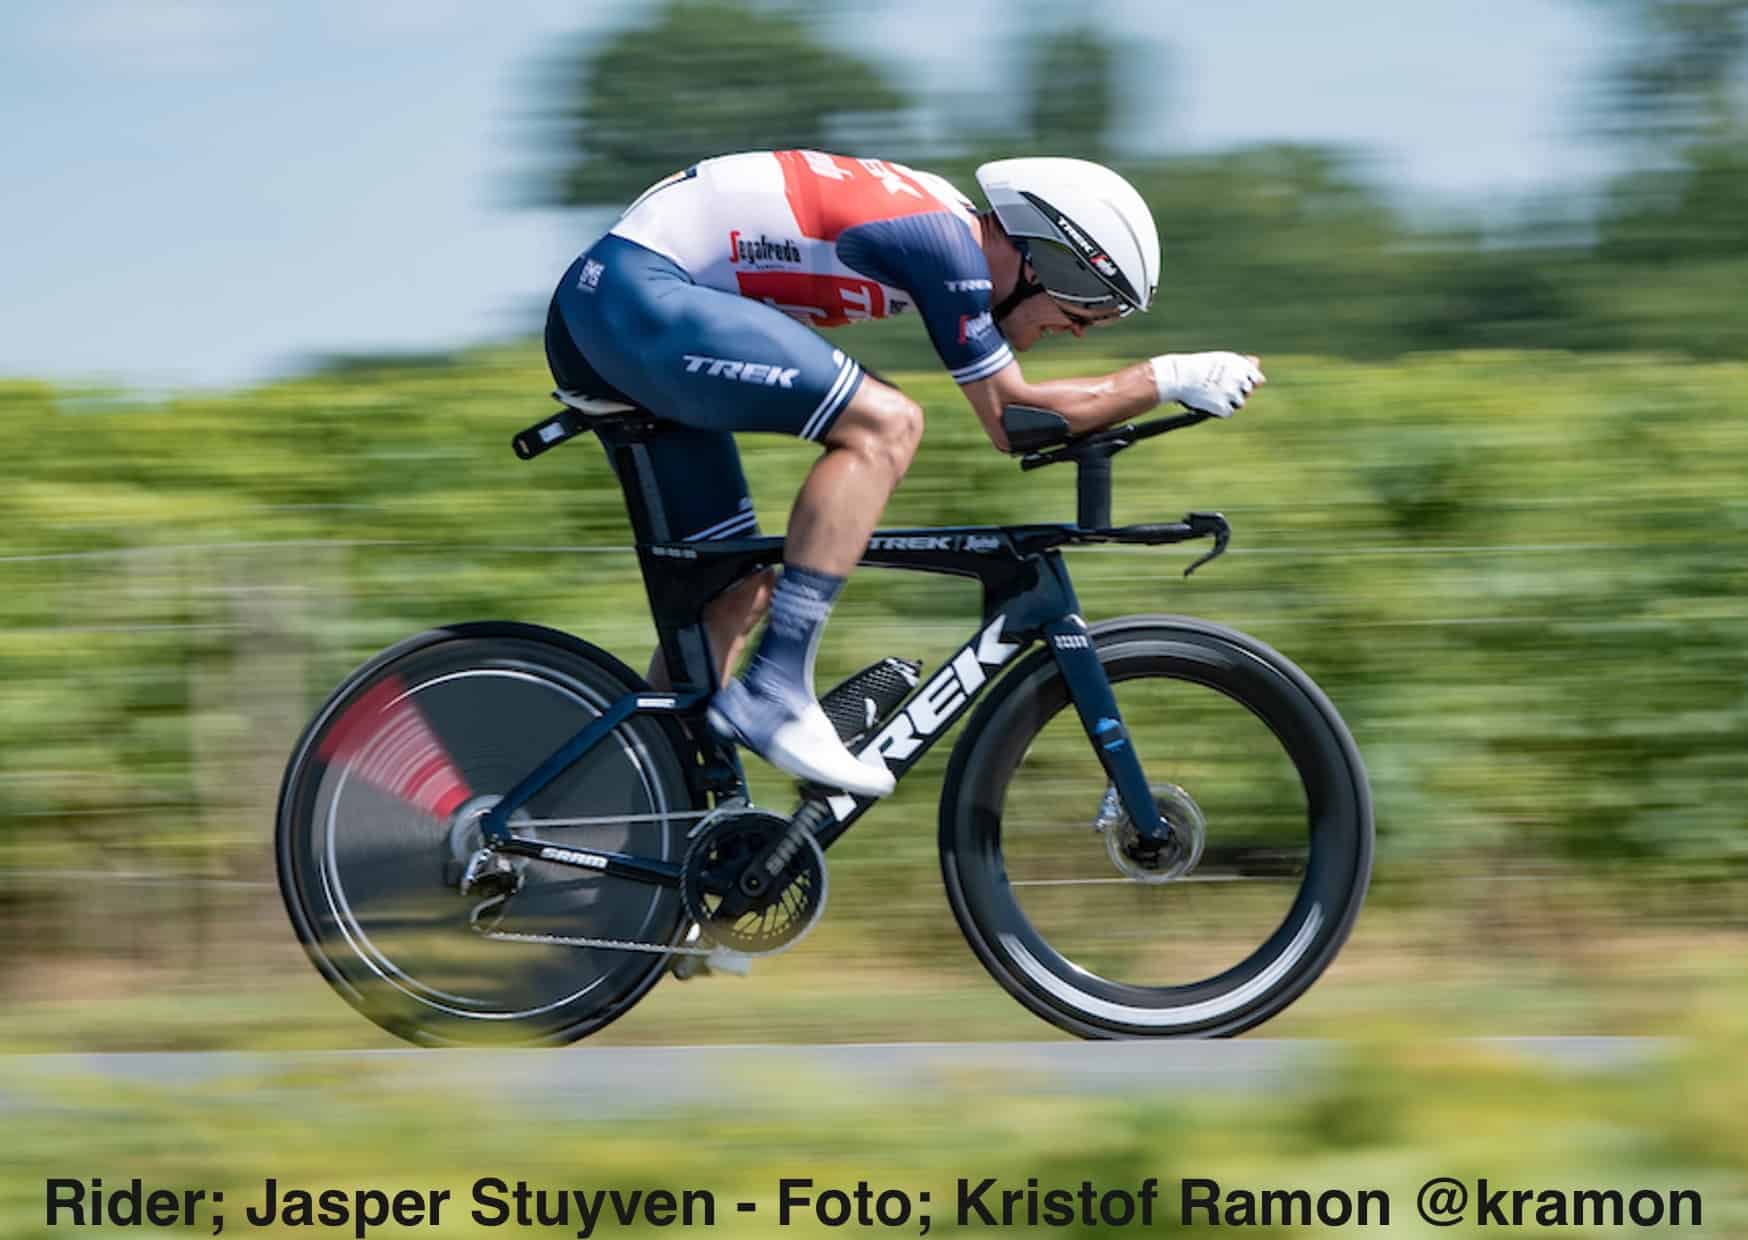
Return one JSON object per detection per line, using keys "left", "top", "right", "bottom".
{"left": 275, "top": 393, "right": 1373, "bottom": 1045}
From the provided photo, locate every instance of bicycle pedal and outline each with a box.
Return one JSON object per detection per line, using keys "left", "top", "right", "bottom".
{"left": 705, "top": 948, "right": 753, "bottom": 976}
{"left": 670, "top": 949, "right": 754, "bottom": 981}
{"left": 819, "top": 657, "right": 922, "bottom": 748}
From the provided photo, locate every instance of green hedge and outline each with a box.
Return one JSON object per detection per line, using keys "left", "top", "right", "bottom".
{"left": 1, "top": 347, "right": 1743, "bottom": 891}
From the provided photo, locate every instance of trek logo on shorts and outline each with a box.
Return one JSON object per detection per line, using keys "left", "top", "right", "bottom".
{"left": 945, "top": 278, "right": 992, "bottom": 293}
{"left": 682, "top": 354, "right": 801, "bottom": 387}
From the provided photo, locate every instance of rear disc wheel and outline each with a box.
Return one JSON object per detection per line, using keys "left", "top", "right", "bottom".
{"left": 276, "top": 624, "right": 698, "bottom": 1045}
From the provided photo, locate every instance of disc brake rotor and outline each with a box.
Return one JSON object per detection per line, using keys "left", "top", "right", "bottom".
{"left": 1101, "top": 782, "right": 1207, "bottom": 884}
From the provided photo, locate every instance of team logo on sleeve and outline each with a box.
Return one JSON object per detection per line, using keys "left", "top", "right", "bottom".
{"left": 957, "top": 311, "right": 995, "bottom": 344}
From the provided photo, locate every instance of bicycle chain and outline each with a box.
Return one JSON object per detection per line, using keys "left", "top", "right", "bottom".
{"left": 467, "top": 894, "right": 712, "bottom": 955}
{"left": 463, "top": 805, "right": 822, "bottom": 958}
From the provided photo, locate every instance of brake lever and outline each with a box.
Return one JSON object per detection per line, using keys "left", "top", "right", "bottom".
{"left": 1182, "top": 511, "right": 1230, "bottom": 577}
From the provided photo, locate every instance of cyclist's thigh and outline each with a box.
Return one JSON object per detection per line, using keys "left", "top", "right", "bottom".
{"left": 547, "top": 251, "right": 755, "bottom": 542}
{"left": 556, "top": 236, "right": 865, "bottom": 444}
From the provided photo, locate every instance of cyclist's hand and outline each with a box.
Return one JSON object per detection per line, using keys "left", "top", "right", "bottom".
{"left": 1149, "top": 352, "right": 1266, "bottom": 417}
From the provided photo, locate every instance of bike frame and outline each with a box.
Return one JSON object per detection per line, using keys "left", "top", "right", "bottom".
{"left": 481, "top": 406, "right": 1227, "bottom": 890}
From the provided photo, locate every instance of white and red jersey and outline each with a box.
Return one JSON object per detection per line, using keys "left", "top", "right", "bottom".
{"left": 609, "top": 150, "right": 1013, "bottom": 385}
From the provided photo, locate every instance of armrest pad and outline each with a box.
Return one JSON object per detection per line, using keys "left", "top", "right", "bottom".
{"left": 1000, "top": 405, "right": 1071, "bottom": 453}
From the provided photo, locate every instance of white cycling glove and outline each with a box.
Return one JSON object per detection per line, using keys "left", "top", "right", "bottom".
{"left": 1149, "top": 352, "right": 1265, "bottom": 417}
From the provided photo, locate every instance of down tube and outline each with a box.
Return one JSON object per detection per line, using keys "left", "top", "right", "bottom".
{"left": 811, "top": 614, "right": 1033, "bottom": 843}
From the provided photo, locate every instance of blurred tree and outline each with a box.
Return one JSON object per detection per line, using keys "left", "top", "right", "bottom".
{"left": 1026, "top": 27, "right": 1117, "bottom": 157}
{"left": 1593, "top": 0, "right": 1748, "bottom": 262}
{"left": 1603, "top": 135, "right": 1748, "bottom": 260}
{"left": 1592, "top": 0, "right": 1748, "bottom": 150}
{"left": 1097, "top": 145, "right": 1433, "bottom": 358}
{"left": 542, "top": 0, "right": 909, "bottom": 206}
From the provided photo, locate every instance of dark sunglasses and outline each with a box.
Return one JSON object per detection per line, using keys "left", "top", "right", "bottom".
{"left": 1053, "top": 299, "right": 1127, "bottom": 328}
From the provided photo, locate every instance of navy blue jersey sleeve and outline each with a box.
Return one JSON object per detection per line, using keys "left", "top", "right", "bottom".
{"left": 835, "top": 213, "right": 1015, "bottom": 385}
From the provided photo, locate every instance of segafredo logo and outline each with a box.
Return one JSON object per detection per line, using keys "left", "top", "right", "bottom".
{"left": 539, "top": 846, "right": 608, "bottom": 870}
{"left": 862, "top": 615, "right": 1020, "bottom": 764}
{"left": 728, "top": 231, "right": 802, "bottom": 265}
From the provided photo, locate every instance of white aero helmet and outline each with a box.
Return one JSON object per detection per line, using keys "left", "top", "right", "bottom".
{"left": 975, "top": 157, "right": 1160, "bottom": 316}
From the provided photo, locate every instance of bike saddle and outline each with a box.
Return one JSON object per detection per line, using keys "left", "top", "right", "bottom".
{"left": 514, "top": 390, "right": 656, "bottom": 460}
{"left": 553, "top": 388, "right": 639, "bottom": 417}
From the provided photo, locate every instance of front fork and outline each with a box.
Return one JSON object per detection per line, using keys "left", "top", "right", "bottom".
{"left": 1043, "top": 615, "right": 1171, "bottom": 844}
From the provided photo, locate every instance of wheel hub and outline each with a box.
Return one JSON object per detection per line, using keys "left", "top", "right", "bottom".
{"left": 1099, "top": 783, "right": 1207, "bottom": 884}
{"left": 444, "top": 795, "right": 530, "bottom": 894}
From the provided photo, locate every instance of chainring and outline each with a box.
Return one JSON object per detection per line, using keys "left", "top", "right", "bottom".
{"left": 681, "top": 808, "right": 827, "bottom": 956}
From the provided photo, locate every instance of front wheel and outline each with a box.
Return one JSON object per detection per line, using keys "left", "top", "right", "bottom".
{"left": 939, "top": 615, "right": 1372, "bottom": 1038}
{"left": 276, "top": 622, "right": 700, "bottom": 1046}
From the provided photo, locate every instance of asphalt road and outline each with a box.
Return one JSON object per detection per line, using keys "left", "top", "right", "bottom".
{"left": 3, "top": 1038, "right": 1671, "bottom": 1110}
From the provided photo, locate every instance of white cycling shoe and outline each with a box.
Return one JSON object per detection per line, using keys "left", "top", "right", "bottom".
{"left": 708, "top": 679, "right": 895, "bottom": 799}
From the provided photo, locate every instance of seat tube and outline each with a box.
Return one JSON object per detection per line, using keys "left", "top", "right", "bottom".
{"left": 1043, "top": 615, "right": 1169, "bottom": 841}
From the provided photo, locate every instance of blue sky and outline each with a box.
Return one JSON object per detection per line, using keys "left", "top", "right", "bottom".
{"left": 2, "top": 1, "right": 1621, "bottom": 391}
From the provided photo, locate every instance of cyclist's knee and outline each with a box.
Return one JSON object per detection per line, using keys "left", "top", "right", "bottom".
{"left": 826, "top": 381, "right": 923, "bottom": 477}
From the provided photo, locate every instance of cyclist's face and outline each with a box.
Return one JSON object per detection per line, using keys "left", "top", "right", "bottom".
{"left": 1003, "top": 281, "right": 1124, "bottom": 351}
{"left": 1048, "top": 298, "right": 1125, "bottom": 336}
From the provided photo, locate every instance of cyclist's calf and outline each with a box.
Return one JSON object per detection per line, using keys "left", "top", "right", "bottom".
{"left": 648, "top": 569, "right": 775, "bottom": 690}
{"left": 706, "top": 567, "right": 777, "bottom": 671}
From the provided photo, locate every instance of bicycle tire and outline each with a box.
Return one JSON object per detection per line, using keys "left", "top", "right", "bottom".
{"left": 276, "top": 621, "right": 699, "bottom": 1046}
{"left": 938, "top": 614, "right": 1372, "bottom": 1038}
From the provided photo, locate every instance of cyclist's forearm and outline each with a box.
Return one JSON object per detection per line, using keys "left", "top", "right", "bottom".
{"left": 962, "top": 360, "right": 1160, "bottom": 451}
{"left": 1019, "top": 363, "right": 1159, "bottom": 434}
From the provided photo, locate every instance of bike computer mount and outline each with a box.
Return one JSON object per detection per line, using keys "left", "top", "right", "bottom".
{"left": 1000, "top": 405, "right": 1231, "bottom": 576}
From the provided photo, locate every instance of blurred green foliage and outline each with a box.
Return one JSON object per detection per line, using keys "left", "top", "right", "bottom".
{"left": 5, "top": 1028, "right": 1748, "bottom": 1236}
{"left": 528, "top": 0, "right": 1748, "bottom": 362}
{"left": 1, "top": 348, "right": 1743, "bottom": 918}
{"left": 1026, "top": 26, "right": 1116, "bottom": 160}
{"left": 539, "top": 0, "right": 906, "bottom": 206}
{"left": 6, "top": 0, "right": 1748, "bottom": 1021}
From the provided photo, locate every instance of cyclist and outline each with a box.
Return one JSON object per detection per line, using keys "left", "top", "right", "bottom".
{"left": 545, "top": 152, "right": 1264, "bottom": 799}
